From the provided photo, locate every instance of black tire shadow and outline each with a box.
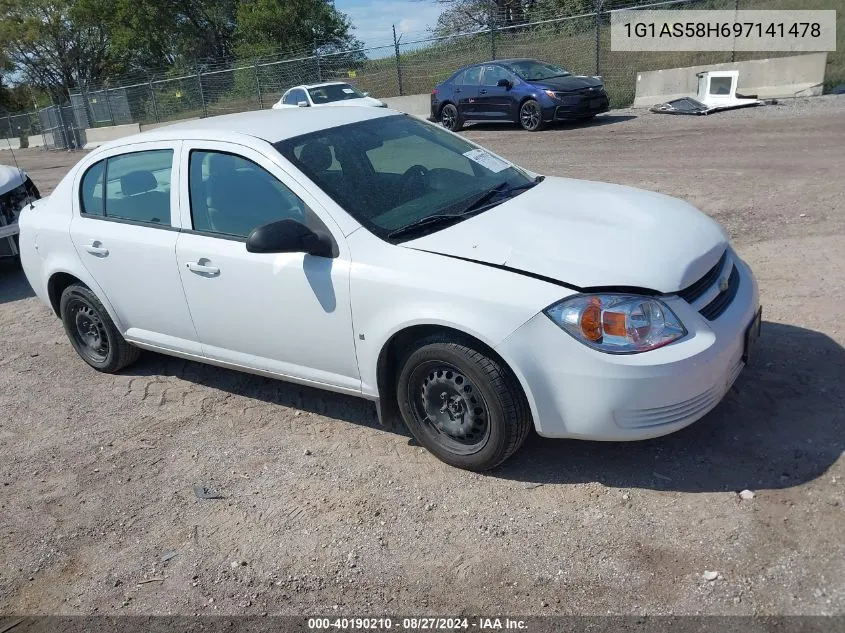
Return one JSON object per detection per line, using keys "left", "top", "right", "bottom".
{"left": 461, "top": 113, "right": 637, "bottom": 133}
{"left": 492, "top": 321, "right": 844, "bottom": 492}
{"left": 0, "top": 259, "right": 35, "bottom": 304}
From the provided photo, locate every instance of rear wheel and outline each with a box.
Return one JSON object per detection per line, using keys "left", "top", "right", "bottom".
{"left": 60, "top": 283, "right": 139, "bottom": 373}
{"left": 440, "top": 104, "right": 463, "bottom": 132}
{"left": 519, "top": 99, "right": 545, "bottom": 132}
{"left": 397, "top": 336, "right": 531, "bottom": 471}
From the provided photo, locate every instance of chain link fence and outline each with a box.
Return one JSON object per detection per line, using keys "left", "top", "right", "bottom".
{"left": 4, "top": 0, "right": 841, "bottom": 149}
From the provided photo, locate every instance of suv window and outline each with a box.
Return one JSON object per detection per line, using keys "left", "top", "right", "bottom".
{"left": 459, "top": 66, "right": 482, "bottom": 85}
{"left": 481, "top": 65, "right": 511, "bottom": 86}
{"left": 189, "top": 150, "right": 315, "bottom": 239}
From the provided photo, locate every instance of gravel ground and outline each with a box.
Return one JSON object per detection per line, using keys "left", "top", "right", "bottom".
{"left": 1, "top": 96, "right": 844, "bottom": 617}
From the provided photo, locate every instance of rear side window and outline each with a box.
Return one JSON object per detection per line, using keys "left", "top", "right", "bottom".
{"left": 80, "top": 150, "right": 173, "bottom": 225}
{"left": 105, "top": 150, "right": 173, "bottom": 224}
{"left": 80, "top": 160, "right": 105, "bottom": 216}
{"left": 459, "top": 66, "right": 482, "bottom": 85}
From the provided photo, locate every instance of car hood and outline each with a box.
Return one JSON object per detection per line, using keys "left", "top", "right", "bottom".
{"left": 401, "top": 177, "right": 728, "bottom": 293}
{"left": 531, "top": 75, "right": 604, "bottom": 92}
{"left": 320, "top": 97, "right": 384, "bottom": 107}
{"left": 0, "top": 164, "right": 25, "bottom": 196}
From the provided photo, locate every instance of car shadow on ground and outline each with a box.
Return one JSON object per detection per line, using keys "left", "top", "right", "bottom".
{"left": 0, "top": 261, "right": 35, "bottom": 304}
{"left": 461, "top": 113, "right": 637, "bottom": 133}
{"left": 494, "top": 321, "right": 845, "bottom": 492}
{"left": 124, "top": 319, "right": 845, "bottom": 493}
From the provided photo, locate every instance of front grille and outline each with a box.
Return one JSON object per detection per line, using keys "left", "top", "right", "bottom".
{"left": 700, "top": 265, "right": 740, "bottom": 320}
{"left": 677, "top": 250, "right": 727, "bottom": 303}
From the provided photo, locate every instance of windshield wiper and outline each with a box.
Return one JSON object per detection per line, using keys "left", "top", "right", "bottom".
{"left": 387, "top": 176, "right": 544, "bottom": 241}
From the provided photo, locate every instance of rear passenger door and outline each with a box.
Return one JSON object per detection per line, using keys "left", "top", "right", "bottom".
{"left": 454, "top": 66, "right": 482, "bottom": 117}
{"left": 69, "top": 141, "right": 202, "bottom": 354}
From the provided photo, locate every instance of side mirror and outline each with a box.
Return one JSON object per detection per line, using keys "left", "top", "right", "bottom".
{"left": 362, "top": 91, "right": 370, "bottom": 97}
{"left": 497, "top": 79, "right": 512, "bottom": 89}
{"left": 297, "top": 100, "right": 309, "bottom": 107}
{"left": 246, "top": 219, "right": 335, "bottom": 258}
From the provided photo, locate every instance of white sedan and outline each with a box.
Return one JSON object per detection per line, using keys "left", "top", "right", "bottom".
{"left": 271, "top": 82, "right": 386, "bottom": 110}
{"left": 18, "top": 107, "right": 760, "bottom": 471}
{"left": 0, "top": 164, "right": 40, "bottom": 260}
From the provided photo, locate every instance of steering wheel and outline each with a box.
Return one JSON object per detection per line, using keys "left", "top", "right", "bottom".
{"left": 398, "top": 164, "right": 429, "bottom": 202}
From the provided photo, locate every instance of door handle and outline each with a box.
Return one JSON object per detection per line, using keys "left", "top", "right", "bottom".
{"left": 186, "top": 260, "right": 220, "bottom": 276}
{"left": 480, "top": 89, "right": 488, "bottom": 94}
{"left": 455, "top": 88, "right": 461, "bottom": 93}
{"left": 84, "top": 241, "right": 109, "bottom": 257}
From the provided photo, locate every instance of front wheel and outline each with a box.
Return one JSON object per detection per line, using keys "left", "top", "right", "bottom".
{"left": 439, "top": 104, "right": 463, "bottom": 132}
{"left": 397, "top": 336, "right": 532, "bottom": 471}
{"left": 60, "top": 283, "right": 140, "bottom": 373}
{"left": 519, "top": 100, "right": 546, "bottom": 132}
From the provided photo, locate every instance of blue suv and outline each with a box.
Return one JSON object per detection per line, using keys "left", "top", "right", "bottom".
{"left": 430, "top": 58, "right": 609, "bottom": 132}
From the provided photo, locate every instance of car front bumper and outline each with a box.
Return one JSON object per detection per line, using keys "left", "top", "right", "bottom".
{"left": 495, "top": 256, "right": 760, "bottom": 440}
{"left": 544, "top": 94, "right": 610, "bottom": 120}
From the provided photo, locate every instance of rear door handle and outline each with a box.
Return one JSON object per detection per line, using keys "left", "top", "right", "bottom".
{"left": 480, "top": 89, "right": 488, "bottom": 94}
{"left": 84, "top": 241, "right": 109, "bottom": 257}
{"left": 186, "top": 260, "right": 220, "bottom": 276}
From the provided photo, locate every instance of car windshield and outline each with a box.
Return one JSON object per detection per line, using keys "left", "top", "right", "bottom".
{"left": 307, "top": 83, "right": 365, "bottom": 104}
{"left": 501, "top": 60, "right": 570, "bottom": 81}
{"left": 275, "top": 115, "right": 536, "bottom": 242}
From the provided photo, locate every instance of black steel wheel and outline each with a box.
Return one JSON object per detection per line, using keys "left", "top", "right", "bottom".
{"left": 59, "top": 283, "right": 139, "bottom": 373}
{"left": 397, "top": 335, "right": 532, "bottom": 471}
{"left": 440, "top": 104, "right": 463, "bottom": 132}
{"left": 519, "top": 99, "right": 545, "bottom": 132}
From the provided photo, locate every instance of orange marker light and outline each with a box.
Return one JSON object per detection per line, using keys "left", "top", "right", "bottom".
{"left": 603, "top": 311, "right": 627, "bottom": 337}
{"left": 580, "top": 298, "right": 603, "bottom": 341}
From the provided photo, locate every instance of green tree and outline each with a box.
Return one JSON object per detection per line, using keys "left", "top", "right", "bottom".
{"left": 0, "top": 0, "right": 116, "bottom": 97}
{"left": 234, "top": 0, "right": 362, "bottom": 59}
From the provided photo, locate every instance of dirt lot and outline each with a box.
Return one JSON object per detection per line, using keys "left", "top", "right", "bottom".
{"left": 1, "top": 97, "right": 844, "bottom": 617}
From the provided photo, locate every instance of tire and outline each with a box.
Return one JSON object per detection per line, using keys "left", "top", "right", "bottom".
{"left": 439, "top": 103, "right": 463, "bottom": 132}
{"left": 59, "top": 283, "right": 140, "bottom": 373}
{"left": 519, "top": 99, "right": 545, "bottom": 132}
{"left": 396, "top": 335, "right": 532, "bottom": 471}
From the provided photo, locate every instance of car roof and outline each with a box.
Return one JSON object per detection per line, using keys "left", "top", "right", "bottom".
{"left": 287, "top": 81, "right": 352, "bottom": 92}
{"left": 92, "top": 107, "right": 398, "bottom": 154}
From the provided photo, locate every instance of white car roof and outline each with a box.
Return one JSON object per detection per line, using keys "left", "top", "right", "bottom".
{"left": 92, "top": 107, "right": 399, "bottom": 155}
{"left": 290, "top": 81, "right": 353, "bottom": 91}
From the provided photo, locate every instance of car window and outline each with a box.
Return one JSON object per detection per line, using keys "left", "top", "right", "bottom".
{"left": 102, "top": 150, "right": 173, "bottom": 225}
{"left": 365, "top": 136, "right": 473, "bottom": 177}
{"left": 308, "top": 84, "right": 364, "bottom": 104}
{"left": 276, "top": 115, "right": 533, "bottom": 241}
{"left": 459, "top": 66, "right": 482, "bottom": 86}
{"left": 282, "top": 91, "right": 296, "bottom": 105}
{"left": 80, "top": 160, "right": 106, "bottom": 216}
{"left": 481, "top": 65, "right": 511, "bottom": 87}
{"left": 189, "top": 150, "right": 316, "bottom": 239}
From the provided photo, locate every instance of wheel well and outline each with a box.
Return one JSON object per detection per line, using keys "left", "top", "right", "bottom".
{"left": 374, "top": 324, "right": 526, "bottom": 429}
{"left": 47, "top": 272, "right": 83, "bottom": 317}
{"left": 438, "top": 101, "right": 455, "bottom": 118}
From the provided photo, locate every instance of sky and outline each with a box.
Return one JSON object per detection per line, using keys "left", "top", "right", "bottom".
{"left": 336, "top": 0, "right": 444, "bottom": 50}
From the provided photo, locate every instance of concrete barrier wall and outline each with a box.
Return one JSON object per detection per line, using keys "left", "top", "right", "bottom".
{"left": 83, "top": 123, "right": 141, "bottom": 149}
{"left": 0, "top": 138, "right": 21, "bottom": 151}
{"left": 383, "top": 94, "right": 431, "bottom": 118}
{"left": 633, "top": 53, "right": 828, "bottom": 108}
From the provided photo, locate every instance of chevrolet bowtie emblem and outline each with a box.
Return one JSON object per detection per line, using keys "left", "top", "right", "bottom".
{"left": 719, "top": 276, "right": 730, "bottom": 292}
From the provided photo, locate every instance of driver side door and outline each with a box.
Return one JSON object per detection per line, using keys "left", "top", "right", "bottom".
{"left": 174, "top": 141, "right": 360, "bottom": 393}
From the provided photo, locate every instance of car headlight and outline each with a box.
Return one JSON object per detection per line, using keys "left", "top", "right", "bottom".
{"left": 544, "top": 294, "right": 687, "bottom": 354}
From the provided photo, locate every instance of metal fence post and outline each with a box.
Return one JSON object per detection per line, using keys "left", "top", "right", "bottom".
{"left": 594, "top": 0, "right": 602, "bottom": 76}
{"left": 255, "top": 64, "right": 264, "bottom": 109}
{"left": 149, "top": 80, "right": 160, "bottom": 122}
{"left": 393, "top": 25, "right": 404, "bottom": 96}
{"left": 4, "top": 114, "right": 12, "bottom": 140}
{"left": 196, "top": 69, "right": 207, "bottom": 118}
{"left": 105, "top": 86, "right": 116, "bottom": 125}
{"left": 315, "top": 43, "right": 323, "bottom": 82}
{"left": 489, "top": 2, "right": 497, "bottom": 60}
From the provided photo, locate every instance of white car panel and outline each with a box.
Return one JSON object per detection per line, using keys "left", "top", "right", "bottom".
{"left": 404, "top": 177, "right": 728, "bottom": 293}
